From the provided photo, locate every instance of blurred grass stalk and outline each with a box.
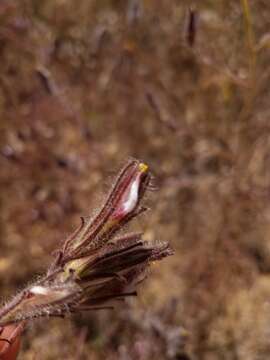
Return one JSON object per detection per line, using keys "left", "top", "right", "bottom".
{"left": 236, "top": 0, "right": 258, "bottom": 161}
{"left": 240, "top": 0, "right": 256, "bottom": 74}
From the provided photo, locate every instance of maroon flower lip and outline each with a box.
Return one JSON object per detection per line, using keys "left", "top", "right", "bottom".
{"left": 110, "top": 162, "right": 149, "bottom": 220}
{"left": 0, "top": 159, "right": 173, "bottom": 326}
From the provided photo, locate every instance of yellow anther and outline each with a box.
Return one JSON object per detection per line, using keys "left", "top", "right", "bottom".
{"left": 139, "top": 163, "right": 148, "bottom": 173}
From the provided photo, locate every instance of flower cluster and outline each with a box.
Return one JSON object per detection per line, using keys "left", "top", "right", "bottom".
{"left": 0, "top": 159, "right": 173, "bottom": 327}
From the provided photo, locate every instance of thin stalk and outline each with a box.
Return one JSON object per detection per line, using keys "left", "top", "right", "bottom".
{"left": 240, "top": 0, "right": 256, "bottom": 73}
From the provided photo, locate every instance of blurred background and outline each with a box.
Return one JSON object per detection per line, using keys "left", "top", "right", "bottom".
{"left": 0, "top": 0, "right": 270, "bottom": 359}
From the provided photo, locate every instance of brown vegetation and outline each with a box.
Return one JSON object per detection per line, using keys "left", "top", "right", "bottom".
{"left": 1, "top": 0, "right": 270, "bottom": 359}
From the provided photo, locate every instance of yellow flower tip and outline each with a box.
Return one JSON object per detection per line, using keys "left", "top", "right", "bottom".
{"left": 139, "top": 163, "right": 148, "bottom": 173}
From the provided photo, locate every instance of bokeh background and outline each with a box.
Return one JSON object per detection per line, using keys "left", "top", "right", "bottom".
{"left": 1, "top": 0, "right": 270, "bottom": 359}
